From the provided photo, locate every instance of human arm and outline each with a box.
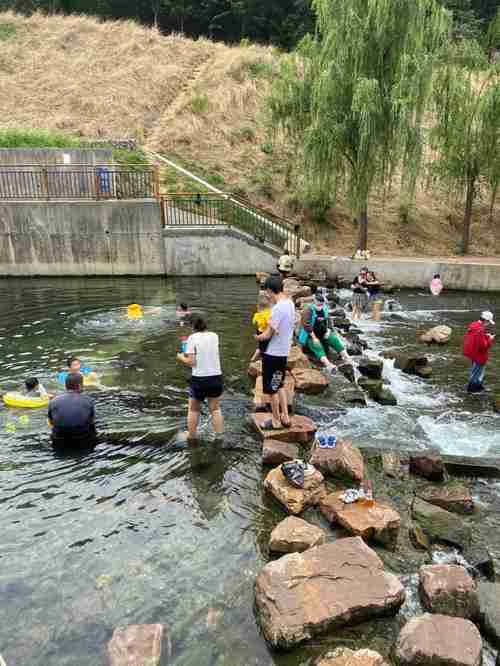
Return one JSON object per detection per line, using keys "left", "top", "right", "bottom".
{"left": 255, "top": 325, "right": 273, "bottom": 342}
{"left": 177, "top": 335, "right": 197, "bottom": 367}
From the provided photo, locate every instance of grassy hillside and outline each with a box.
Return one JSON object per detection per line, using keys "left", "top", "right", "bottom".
{"left": 0, "top": 11, "right": 499, "bottom": 257}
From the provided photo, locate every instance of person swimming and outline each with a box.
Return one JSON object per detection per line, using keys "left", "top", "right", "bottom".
{"left": 126, "top": 304, "right": 162, "bottom": 320}
{"left": 58, "top": 357, "right": 94, "bottom": 386}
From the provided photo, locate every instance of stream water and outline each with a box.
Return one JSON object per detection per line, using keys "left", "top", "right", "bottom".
{"left": 0, "top": 276, "right": 499, "bottom": 665}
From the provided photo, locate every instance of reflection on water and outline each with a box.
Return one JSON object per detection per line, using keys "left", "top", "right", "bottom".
{"left": 0, "top": 277, "right": 499, "bottom": 664}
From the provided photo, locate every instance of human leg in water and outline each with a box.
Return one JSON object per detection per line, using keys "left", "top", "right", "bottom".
{"left": 187, "top": 398, "right": 201, "bottom": 439}
{"left": 207, "top": 397, "right": 224, "bottom": 436}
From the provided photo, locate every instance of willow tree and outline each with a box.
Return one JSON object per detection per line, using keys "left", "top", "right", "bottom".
{"left": 269, "top": 0, "right": 450, "bottom": 250}
{"left": 431, "top": 41, "right": 500, "bottom": 253}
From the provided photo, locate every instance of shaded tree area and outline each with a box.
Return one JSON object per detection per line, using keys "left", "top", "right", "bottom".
{"left": 0, "top": 0, "right": 496, "bottom": 49}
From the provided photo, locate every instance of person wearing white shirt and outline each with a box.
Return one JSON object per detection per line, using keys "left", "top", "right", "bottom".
{"left": 177, "top": 316, "right": 224, "bottom": 439}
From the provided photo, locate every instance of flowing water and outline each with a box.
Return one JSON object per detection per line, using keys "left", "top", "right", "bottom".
{"left": 0, "top": 277, "right": 499, "bottom": 665}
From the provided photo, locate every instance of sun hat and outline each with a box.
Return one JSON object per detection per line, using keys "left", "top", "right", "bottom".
{"left": 278, "top": 255, "right": 293, "bottom": 272}
{"left": 481, "top": 311, "right": 495, "bottom": 325}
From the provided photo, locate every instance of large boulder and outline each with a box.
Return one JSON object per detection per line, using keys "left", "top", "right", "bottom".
{"left": 411, "top": 498, "right": 472, "bottom": 549}
{"left": 291, "top": 368, "right": 329, "bottom": 395}
{"left": 410, "top": 454, "right": 446, "bottom": 481}
{"left": 395, "top": 614, "right": 482, "bottom": 666}
{"left": 264, "top": 465, "right": 326, "bottom": 514}
{"left": 255, "top": 537, "right": 405, "bottom": 649}
{"left": 314, "top": 648, "right": 389, "bottom": 666}
{"left": 375, "top": 387, "right": 398, "bottom": 406}
{"left": 358, "top": 377, "right": 384, "bottom": 398}
{"left": 287, "top": 346, "right": 311, "bottom": 370}
{"left": 419, "top": 325, "right": 452, "bottom": 344}
{"left": 262, "top": 439, "right": 300, "bottom": 465}
{"left": 269, "top": 516, "right": 326, "bottom": 553}
{"left": 358, "top": 357, "right": 383, "bottom": 380}
{"left": 394, "top": 354, "right": 432, "bottom": 378}
{"left": 107, "top": 624, "right": 165, "bottom": 666}
{"left": 310, "top": 440, "right": 364, "bottom": 483}
{"left": 419, "top": 565, "right": 479, "bottom": 619}
{"left": 251, "top": 413, "right": 316, "bottom": 444}
{"left": 320, "top": 492, "right": 400, "bottom": 548}
{"left": 477, "top": 581, "right": 500, "bottom": 647}
{"left": 416, "top": 484, "right": 474, "bottom": 515}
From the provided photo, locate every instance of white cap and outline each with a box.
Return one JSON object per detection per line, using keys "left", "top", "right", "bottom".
{"left": 481, "top": 310, "right": 495, "bottom": 325}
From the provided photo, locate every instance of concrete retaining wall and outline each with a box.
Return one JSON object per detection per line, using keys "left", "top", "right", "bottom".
{"left": 0, "top": 201, "right": 163, "bottom": 276}
{"left": 163, "top": 226, "right": 279, "bottom": 276}
{"left": 295, "top": 255, "right": 500, "bottom": 292}
{"left": 0, "top": 148, "right": 113, "bottom": 165}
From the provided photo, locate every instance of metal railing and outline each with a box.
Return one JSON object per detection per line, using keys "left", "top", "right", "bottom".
{"left": 163, "top": 192, "right": 302, "bottom": 256}
{"left": 0, "top": 164, "right": 158, "bottom": 200}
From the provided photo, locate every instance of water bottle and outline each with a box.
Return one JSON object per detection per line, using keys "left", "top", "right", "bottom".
{"left": 180, "top": 336, "right": 188, "bottom": 353}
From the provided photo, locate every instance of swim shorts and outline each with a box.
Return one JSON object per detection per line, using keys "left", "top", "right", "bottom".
{"left": 189, "top": 375, "right": 224, "bottom": 402}
{"left": 262, "top": 353, "right": 287, "bottom": 395}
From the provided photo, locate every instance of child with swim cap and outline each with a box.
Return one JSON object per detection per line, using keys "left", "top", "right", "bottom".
{"left": 251, "top": 293, "right": 272, "bottom": 362}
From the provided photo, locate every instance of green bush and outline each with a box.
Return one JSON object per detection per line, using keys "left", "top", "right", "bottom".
{"left": 190, "top": 94, "right": 209, "bottom": 115}
{"left": 0, "top": 129, "right": 81, "bottom": 148}
{"left": 0, "top": 23, "right": 16, "bottom": 41}
{"left": 246, "top": 60, "right": 274, "bottom": 80}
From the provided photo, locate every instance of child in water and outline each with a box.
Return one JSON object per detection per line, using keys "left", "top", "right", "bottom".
{"left": 176, "top": 303, "right": 193, "bottom": 327}
{"left": 430, "top": 274, "right": 443, "bottom": 296}
{"left": 24, "top": 377, "right": 52, "bottom": 398}
{"left": 251, "top": 293, "right": 271, "bottom": 362}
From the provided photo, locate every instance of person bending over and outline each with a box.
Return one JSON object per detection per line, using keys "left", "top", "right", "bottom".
{"left": 177, "top": 316, "right": 224, "bottom": 440}
{"left": 297, "top": 292, "right": 349, "bottom": 374}
{"left": 48, "top": 373, "right": 96, "bottom": 451}
{"left": 256, "top": 276, "right": 295, "bottom": 430}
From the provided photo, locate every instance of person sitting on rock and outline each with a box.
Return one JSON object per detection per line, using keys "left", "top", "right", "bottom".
{"left": 297, "top": 292, "right": 350, "bottom": 374}
{"left": 251, "top": 292, "right": 272, "bottom": 362}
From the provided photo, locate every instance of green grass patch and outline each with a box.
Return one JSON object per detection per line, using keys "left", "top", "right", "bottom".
{"left": 190, "top": 94, "right": 209, "bottom": 115}
{"left": 112, "top": 148, "right": 149, "bottom": 169}
{"left": 0, "top": 22, "right": 16, "bottom": 41}
{"left": 0, "top": 129, "right": 82, "bottom": 149}
{"left": 246, "top": 60, "right": 274, "bottom": 80}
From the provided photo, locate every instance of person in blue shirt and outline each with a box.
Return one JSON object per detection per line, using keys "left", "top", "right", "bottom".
{"left": 48, "top": 373, "right": 96, "bottom": 450}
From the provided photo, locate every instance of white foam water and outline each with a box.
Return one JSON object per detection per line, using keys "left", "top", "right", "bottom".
{"left": 417, "top": 412, "right": 500, "bottom": 457}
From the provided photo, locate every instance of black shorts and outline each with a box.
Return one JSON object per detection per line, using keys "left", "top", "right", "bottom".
{"left": 262, "top": 353, "right": 287, "bottom": 395}
{"left": 189, "top": 375, "right": 224, "bottom": 402}
{"left": 258, "top": 339, "right": 270, "bottom": 354}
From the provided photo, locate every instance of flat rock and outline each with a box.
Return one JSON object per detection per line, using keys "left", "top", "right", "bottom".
{"left": 254, "top": 372, "right": 295, "bottom": 409}
{"left": 107, "top": 624, "right": 164, "bottom": 666}
{"left": 269, "top": 516, "right": 326, "bottom": 553}
{"left": 262, "top": 439, "right": 300, "bottom": 465}
{"left": 395, "top": 614, "right": 482, "bottom": 666}
{"left": 287, "top": 346, "right": 311, "bottom": 370}
{"left": 412, "top": 498, "right": 472, "bottom": 548}
{"left": 320, "top": 491, "right": 400, "bottom": 548}
{"left": 419, "top": 565, "right": 479, "bottom": 619}
{"left": 264, "top": 465, "right": 326, "bottom": 514}
{"left": 291, "top": 368, "right": 328, "bottom": 394}
{"left": 478, "top": 581, "right": 500, "bottom": 647}
{"left": 310, "top": 440, "right": 364, "bottom": 483}
{"left": 255, "top": 537, "right": 405, "bottom": 649}
{"left": 410, "top": 454, "right": 446, "bottom": 481}
{"left": 417, "top": 484, "right": 474, "bottom": 515}
{"left": 251, "top": 413, "right": 316, "bottom": 444}
{"left": 358, "top": 357, "right": 383, "bottom": 380}
{"left": 374, "top": 387, "right": 398, "bottom": 406}
{"left": 314, "top": 647, "right": 389, "bottom": 666}
{"left": 419, "top": 325, "right": 452, "bottom": 344}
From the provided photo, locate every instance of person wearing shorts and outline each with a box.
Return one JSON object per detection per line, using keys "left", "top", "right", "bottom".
{"left": 256, "top": 276, "right": 295, "bottom": 429}
{"left": 177, "top": 316, "right": 224, "bottom": 440}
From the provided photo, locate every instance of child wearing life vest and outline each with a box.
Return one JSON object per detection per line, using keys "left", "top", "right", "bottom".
{"left": 251, "top": 293, "right": 272, "bottom": 362}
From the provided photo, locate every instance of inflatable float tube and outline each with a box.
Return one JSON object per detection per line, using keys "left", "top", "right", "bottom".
{"left": 57, "top": 368, "right": 94, "bottom": 386}
{"left": 3, "top": 392, "right": 49, "bottom": 409}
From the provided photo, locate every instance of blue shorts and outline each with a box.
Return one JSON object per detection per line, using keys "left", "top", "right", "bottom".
{"left": 189, "top": 375, "right": 223, "bottom": 402}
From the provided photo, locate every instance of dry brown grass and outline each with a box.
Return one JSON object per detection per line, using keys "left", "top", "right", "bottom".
{"left": 0, "top": 11, "right": 499, "bottom": 257}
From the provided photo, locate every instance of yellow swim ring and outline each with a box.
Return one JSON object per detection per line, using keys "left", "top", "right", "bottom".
{"left": 2, "top": 392, "right": 49, "bottom": 409}
{"left": 127, "top": 304, "right": 143, "bottom": 320}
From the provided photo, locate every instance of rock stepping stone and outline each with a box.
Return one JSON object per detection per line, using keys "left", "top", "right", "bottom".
{"left": 310, "top": 440, "right": 364, "bottom": 483}
{"left": 291, "top": 367, "right": 328, "bottom": 394}
{"left": 286, "top": 346, "right": 311, "bottom": 370}
{"left": 320, "top": 491, "right": 400, "bottom": 548}
{"left": 255, "top": 536, "right": 405, "bottom": 649}
{"left": 419, "top": 564, "right": 479, "bottom": 619}
{"left": 416, "top": 483, "right": 474, "bottom": 515}
{"left": 382, "top": 451, "right": 408, "bottom": 479}
{"left": 262, "top": 439, "right": 300, "bottom": 465}
{"left": 254, "top": 372, "right": 295, "bottom": 410}
{"left": 412, "top": 498, "right": 472, "bottom": 549}
{"left": 107, "top": 624, "right": 165, "bottom": 666}
{"left": 358, "top": 357, "right": 383, "bottom": 380}
{"left": 419, "top": 325, "right": 452, "bottom": 344}
{"left": 394, "top": 354, "right": 432, "bottom": 378}
{"left": 477, "top": 581, "right": 500, "bottom": 647}
{"left": 264, "top": 464, "right": 325, "bottom": 514}
{"left": 251, "top": 413, "right": 316, "bottom": 444}
{"left": 314, "top": 648, "right": 389, "bottom": 666}
{"left": 410, "top": 453, "right": 447, "bottom": 481}
{"left": 269, "top": 516, "right": 326, "bottom": 553}
{"left": 395, "top": 614, "right": 482, "bottom": 666}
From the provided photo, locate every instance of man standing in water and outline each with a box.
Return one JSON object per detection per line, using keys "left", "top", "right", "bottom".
{"left": 48, "top": 373, "right": 96, "bottom": 451}
{"left": 256, "top": 276, "right": 295, "bottom": 429}
{"left": 463, "top": 311, "right": 496, "bottom": 393}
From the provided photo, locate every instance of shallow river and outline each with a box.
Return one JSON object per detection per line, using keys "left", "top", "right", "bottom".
{"left": 0, "top": 277, "right": 499, "bottom": 665}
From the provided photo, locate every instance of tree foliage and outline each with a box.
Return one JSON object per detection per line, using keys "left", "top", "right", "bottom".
{"left": 269, "top": 0, "right": 450, "bottom": 249}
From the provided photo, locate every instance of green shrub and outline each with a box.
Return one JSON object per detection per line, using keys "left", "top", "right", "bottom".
{"left": 0, "top": 129, "right": 81, "bottom": 148}
{"left": 0, "top": 23, "right": 16, "bottom": 41}
{"left": 246, "top": 60, "right": 274, "bottom": 80}
{"left": 190, "top": 94, "right": 209, "bottom": 115}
